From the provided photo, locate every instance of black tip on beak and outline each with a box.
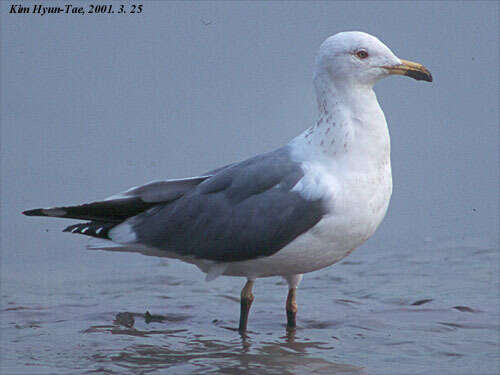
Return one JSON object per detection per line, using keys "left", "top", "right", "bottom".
{"left": 405, "top": 69, "right": 433, "bottom": 82}
{"left": 385, "top": 59, "right": 433, "bottom": 83}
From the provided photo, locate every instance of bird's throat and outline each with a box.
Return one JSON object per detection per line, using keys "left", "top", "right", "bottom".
{"left": 292, "top": 80, "right": 390, "bottom": 170}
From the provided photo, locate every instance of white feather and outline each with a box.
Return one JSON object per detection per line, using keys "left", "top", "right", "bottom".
{"left": 108, "top": 222, "right": 137, "bottom": 243}
{"left": 205, "top": 263, "right": 228, "bottom": 282}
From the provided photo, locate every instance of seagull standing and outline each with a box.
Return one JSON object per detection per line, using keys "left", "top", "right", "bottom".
{"left": 23, "top": 31, "right": 432, "bottom": 331}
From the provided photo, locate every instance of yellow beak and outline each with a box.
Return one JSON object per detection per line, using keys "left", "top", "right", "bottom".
{"left": 384, "top": 59, "right": 433, "bottom": 82}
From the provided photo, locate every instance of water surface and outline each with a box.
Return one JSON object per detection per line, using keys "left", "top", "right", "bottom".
{"left": 2, "top": 236, "right": 498, "bottom": 374}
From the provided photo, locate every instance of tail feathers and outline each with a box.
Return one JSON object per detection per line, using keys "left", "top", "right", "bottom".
{"left": 87, "top": 238, "right": 124, "bottom": 250}
{"left": 63, "top": 221, "right": 117, "bottom": 239}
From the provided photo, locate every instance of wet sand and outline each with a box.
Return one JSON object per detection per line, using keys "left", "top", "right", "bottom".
{"left": 2, "top": 238, "right": 499, "bottom": 374}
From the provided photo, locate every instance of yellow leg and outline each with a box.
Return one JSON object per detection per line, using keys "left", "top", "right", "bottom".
{"left": 239, "top": 279, "right": 255, "bottom": 332}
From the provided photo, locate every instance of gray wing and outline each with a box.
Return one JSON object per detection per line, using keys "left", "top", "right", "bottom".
{"left": 130, "top": 146, "right": 326, "bottom": 262}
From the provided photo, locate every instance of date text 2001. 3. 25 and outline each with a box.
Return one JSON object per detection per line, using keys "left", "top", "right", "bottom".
{"left": 9, "top": 4, "right": 143, "bottom": 16}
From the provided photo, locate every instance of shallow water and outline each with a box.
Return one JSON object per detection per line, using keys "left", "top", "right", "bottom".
{"left": 2, "top": 236, "right": 499, "bottom": 374}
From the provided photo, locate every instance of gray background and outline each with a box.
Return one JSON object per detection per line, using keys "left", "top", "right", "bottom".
{"left": 3, "top": 1, "right": 498, "bottom": 281}
{"left": 1, "top": 2, "right": 499, "bottom": 374}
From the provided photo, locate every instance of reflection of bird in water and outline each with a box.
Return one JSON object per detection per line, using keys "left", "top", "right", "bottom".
{"left": 23, "top": 31, "right": 432, "bottom": 331}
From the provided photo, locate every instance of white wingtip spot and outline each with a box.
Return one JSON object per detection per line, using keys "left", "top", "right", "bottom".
{"left": 81, "top": 227, "right": 89, "bottom": 234}
{"left": 96, "top": 227, "right": 104, "bottom": 235}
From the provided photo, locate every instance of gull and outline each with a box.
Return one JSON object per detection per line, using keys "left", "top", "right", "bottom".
{"left": 23, "top": 31, "right": 432, "bottom": 331}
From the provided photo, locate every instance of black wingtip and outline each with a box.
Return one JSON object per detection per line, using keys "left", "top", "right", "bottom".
{"left": 23, "top": 208, "right": 45, "bottom": 216}
{"left": 62, "top": 225, "right": 73, "bottom": 232}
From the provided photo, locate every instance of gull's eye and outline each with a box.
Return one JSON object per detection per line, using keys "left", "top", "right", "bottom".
{"left": 355, "top": 50, "right": 369, "bottom": 59}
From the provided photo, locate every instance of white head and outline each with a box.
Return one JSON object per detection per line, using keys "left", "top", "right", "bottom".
{"left": 315, "top": 31, "right": 432, "bottom": 88}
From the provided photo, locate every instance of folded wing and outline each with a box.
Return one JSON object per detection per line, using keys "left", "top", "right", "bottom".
{"left": 24, "top": 147, "right": 326, "bottom": 263}
{"left": 111, "top": 147, "right": 326, "bottom": 262}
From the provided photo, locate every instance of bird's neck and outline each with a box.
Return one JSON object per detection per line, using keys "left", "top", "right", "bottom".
{"left": 290, "top": 72, "right": 391, "bottom": 170}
